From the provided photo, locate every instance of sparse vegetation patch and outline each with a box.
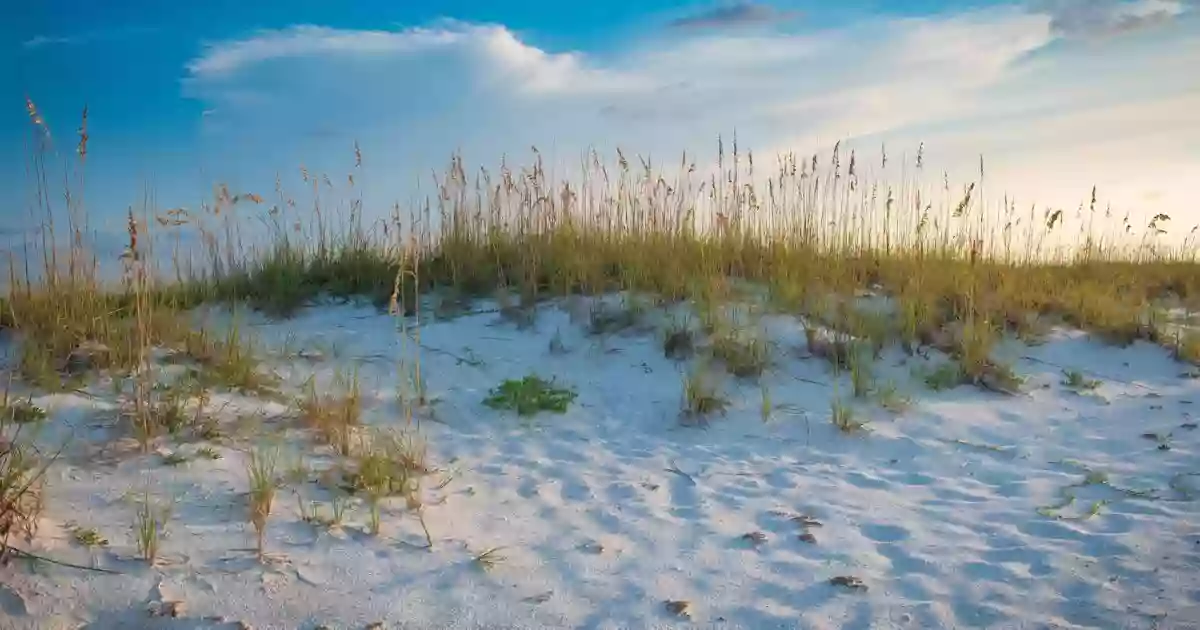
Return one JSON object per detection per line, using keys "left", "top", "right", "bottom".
{"left": 484, "top": 375, "right": 577, "bottom": 417}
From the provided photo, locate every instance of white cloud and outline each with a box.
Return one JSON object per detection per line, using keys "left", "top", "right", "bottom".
{"left": 186, "top": 24, "right": 469, "bottom": 78}
{"left": 178, "top": 4, "right": 1200, "bottom": 244}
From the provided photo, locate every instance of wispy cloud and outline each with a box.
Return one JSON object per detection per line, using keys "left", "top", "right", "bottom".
{"left": 173, "top": 4, "right": 1199, "bottom": 236}
{"left": 1031, "top": 0, "right": 1190, "bottom": 39}
{"left": 187, "top": 22, "right": 643, "bottom": 94}
{"left": 22, "top": 35, "right": 76, "bottom": 49}
{"left": 668, "top": 2, "right": 801, "bottom": 29}
{"left": 21, "top": 26, "right": 157, "bottom": 50}
{"left": 186, "top": 24, "right": 468, "bottom": 78}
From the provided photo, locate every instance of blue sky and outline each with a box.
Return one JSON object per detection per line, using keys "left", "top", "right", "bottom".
{"left": 4, "top": 0, "right": 1199, "bottom": 254}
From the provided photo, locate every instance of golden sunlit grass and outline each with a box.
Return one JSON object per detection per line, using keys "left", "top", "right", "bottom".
{"left": 299, "top": 368, "right": 363, "bottom": 456}
{"left": 9, "top": 103, "right": 1200, "bottom": 387}
{"left": 5, "top": 101, "right": 1200, "bottom": 570}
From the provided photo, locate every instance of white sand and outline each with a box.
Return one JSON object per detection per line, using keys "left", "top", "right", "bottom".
{"left": 2, "top": 296, "right": 1199, "bottom": 629}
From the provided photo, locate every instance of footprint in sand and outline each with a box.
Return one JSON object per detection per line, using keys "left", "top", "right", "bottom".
{"left": 604, "top": 481, "right": 639, "bottom": 503}
{"left": 557, "top": 475, "right": 593, "bottom": 502}
{"left": 861, "top": 523, "right": 911, "bottom": 544}
{"left": 516, "top": 477, "right": 540, "bottom": 499}
{"left": 0, "top": 584, "right": 28, "bottom": 617}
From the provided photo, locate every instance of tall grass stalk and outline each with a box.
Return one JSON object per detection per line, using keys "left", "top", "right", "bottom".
{"left": 8, "top": 107, "right": 1200, "bottom": 409}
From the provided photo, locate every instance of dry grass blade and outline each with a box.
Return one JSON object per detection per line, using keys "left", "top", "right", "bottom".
{"left": 473, "top": 546, "right": 507, "bottom": 571}
{"left": 246, "top": 445, "right": 280, "bottom": 560}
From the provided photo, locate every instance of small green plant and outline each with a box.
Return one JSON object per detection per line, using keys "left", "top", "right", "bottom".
{"left": 957, "top": 317, "right": 997, "bottom": 372}
{"left": 349, "top": 429, "right": 429, "bottom": 539}
{"left": 484, "top": 375, "right": 577, "bottom": 417}
{"left": 0, "top": 399, "right": 47, "bottom": 425}
{"left": 357, "top": 455, "right": 396, "bottom": 536}
{"left": 181, "top": 321, "right": 278, "bottom": 395}
{"left": 396, "top": 350, "right": 428, "bottom": 414}
{"left": 588, "top": 298, "right": 644, "bottom": 336}
{"left": 973, "top": 361, "right": 1024, "bottom": 394}
{"left": 923, "top": 362, "right": 965, "bottom": 391}
{"left": 474, "top": 546, "right": 507, "bottom": 571}
{"left": 132, "top": 491, "right": 171, "bottom": 565}
{"left": 330, "top": 494, "right": 351, "bottom": 528}
{"left": 681, "top": 363, "right": 729, "bottom": 424}
{"left": 831, "top": 399, "right": 868, "bottom": 433}
{"left": 147, "top": 375, "right": 206, "bottom": 436}
{"left": 875, "top": 382, "right": 911, "bottom": 413}
{"left": 1171, "top": 331, "right": 1200, "bottom": 365}
{"left": 246, "top": 445, "right": 280, "bottom": 560}
{"left": 195, "top": 417, "right": 223, "bottom": 441}
{"left": 153, "top": 397, "right": 190, "bottom": 435}
{"left": 287, "top": 454, "right": 312, "bottom": 522}
{"left": 709, "top": 330, "right": 770, "bottom": 378}
{"left": 302, "top": 495, "right": 352, "bottom": 530}
{"left": 805, "top": 327, "right": 853, "bottom": 370}
{"left": 662, "top": 321, "right": 695, "bottom": 361}
{"left": 758, "top": 380, "right": 772, "bottom": 422}
{"left": 1061, "top": 369, "right": 1100, "bottom": 391}
{"left": 299, "top": 368, "right": 362, "bottom": 455}
{"left": 196, "top": 446, "right": 222, "bottom": 460}
{"left": 846, "top": 341, "right": 875, "bottom": 398}
{"left": 0, "top": 415, "right": 47, "bottom": 555}
{"left": 71, "top": 526, "right": 108, "bottom": 548}
{"left": 161, "top": 451, "right": 189, "bottom": 467}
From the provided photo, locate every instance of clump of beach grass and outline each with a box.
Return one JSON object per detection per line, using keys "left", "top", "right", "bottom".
{"left": 246, "top": 445, "right": 281, "bottom": 560}
{"left": 345, "top": 428, "right": 432, "bottom": 544}
{"left": 0, "top": 422, "right": 48, "bottom": 557}
{"left": 662, "top": 319, "right": 696, "bottom": 361}
{"left": 299, "top": 367, "right": 363, "bottom": 455}
{"left": 131, "top": 489, "right": 172, "bottom": 565}
{"left": 178, "top": 319, "right": 278, "bottom": 395}
{"left": 830, "top": 398, "right": 868, "bottom": 433}
{"left": 708, "top": 327, "right": 771, "bottom": 379}
{"left": 681, "top": 361, "right": 729, "bottom": 424}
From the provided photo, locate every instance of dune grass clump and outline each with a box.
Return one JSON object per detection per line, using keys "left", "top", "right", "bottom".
{"left": 484, "top": 375, "right": 577, "bottom": 417}
{"left": 344, "top": 429, "right": 432, "bottom": 544}
{"left": 11, "top": 106, "right": 1200, "bottom": 392}
{"left": 473, "top": 546, "right": 507, "bottom": 572}
{"left": 587, "top": 296, "right": 651, "bottom": 337}
{"left": 804, "top": 326, "right": 855, "bottom": 370}
{"left": 708, "top": 328, "right": 771, "bottom": 379}
{"left": 0, "top": 398, "right": 47, "bottom": 426}
{"left": 844, "top": 340, "right": 876, "bottom": 398}
{"left": 131, "top": 489, "right": 172, "bottom": 565}
{"left": 662, "top": 319, "right": 697, "bottom": 361}
{"left": 1169, "top": 330, "right": 1200, "bottom": 365}
{"left": 681, "top": 362, "right": 729, "bottom": 424}
{"left": 875, "top": 382, "right": 912, "bottom": 413}
{"left": 121, "top": 375, "right": 209, "bottom": 449}
{"left": 0, "top": 426, "right": 47, "bottom": 557}
{"left": 6, "top": 103, "right": 1200, "bottom": 454}
{"left": 71, "top": 525, "right": 108, "bottom": 548}
{"left": 245, "top": 445, "right": 280, "bottom": 560}
{"left": 178, "top": 321, "right": 278, "bottom": 395}
{"left": 830, "top": 398, "right": 867, "bottom": 434}
{"left": 922, "top": 361, "right": 966, "bottom": 392}
{"left": 1061, "top": 369, "right": 1101, "bottom": 391}
{"left": 299, "top": 368, "right": 363, "bottom": 455}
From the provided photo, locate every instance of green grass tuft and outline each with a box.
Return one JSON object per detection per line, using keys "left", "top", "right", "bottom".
{"left": 484, "top": 375, "right": 577, "bottom": 417}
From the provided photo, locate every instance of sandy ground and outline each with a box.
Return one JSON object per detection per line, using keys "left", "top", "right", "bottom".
{"left": 2, "top": 296, "right": 1199, "bottom": 629}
